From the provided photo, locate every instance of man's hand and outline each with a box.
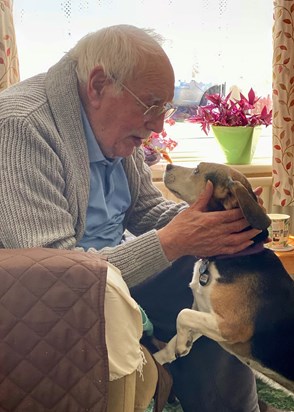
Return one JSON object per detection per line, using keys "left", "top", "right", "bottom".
{"left": 254, "top": 186, "right": 266, "bottom": 211}
{"left": 158, "top": 180, "right": 262, "bottom": 261}
{"left": 254, "top": 186, "right": 271, "bottom": 243}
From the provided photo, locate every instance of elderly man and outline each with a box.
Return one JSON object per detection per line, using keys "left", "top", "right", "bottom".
{"left": 0, "top": 24, "right": 275, "bottom": 411}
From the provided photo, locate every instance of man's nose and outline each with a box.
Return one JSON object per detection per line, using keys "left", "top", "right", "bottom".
{"left": 145, "top": 114, "right": 165, "bottom": 133}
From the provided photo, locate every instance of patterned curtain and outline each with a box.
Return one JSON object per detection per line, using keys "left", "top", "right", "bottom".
{"left": 0, "top": 0, "right": 19, "bottom": 91}
{"left": 272, "top": 0, "right": 294, "bottom": 233}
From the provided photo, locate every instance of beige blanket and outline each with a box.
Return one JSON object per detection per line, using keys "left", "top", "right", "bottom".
{"left": 105, "top": 262, "right": 144, "bottom": 381}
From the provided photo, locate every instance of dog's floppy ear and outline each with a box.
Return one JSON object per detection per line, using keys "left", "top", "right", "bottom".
{"left": 229, "top": 180, "right": 271, "bottom": 230}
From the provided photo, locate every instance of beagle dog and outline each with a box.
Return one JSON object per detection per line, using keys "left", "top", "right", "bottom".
{"left": 154, "top": 162, "right": 294, "bottom": 392}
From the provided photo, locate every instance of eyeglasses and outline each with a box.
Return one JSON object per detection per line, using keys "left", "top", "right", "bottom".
{"left": 119, "top": 82, "right": 177, "bottom": 121}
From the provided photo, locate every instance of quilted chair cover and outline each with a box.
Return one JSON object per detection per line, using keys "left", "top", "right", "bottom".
{"left": 0, "top": 248, "right": 109, "bottom": 412}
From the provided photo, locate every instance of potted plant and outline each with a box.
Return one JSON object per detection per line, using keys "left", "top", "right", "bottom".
{"left": 188, "top": 88, "right": 272, "bottom": 164}
{"left": 142, "top": 118, "right": 178, "bottom": 166}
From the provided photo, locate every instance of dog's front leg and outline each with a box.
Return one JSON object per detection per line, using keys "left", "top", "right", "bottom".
{"left": 176, "top": 308, "right": 223, "bottom": 357}
{"left": 153, "top": 310, "right": 224, "bottom": 365}
{"left": 153, "top": 309, "right": 209, "bottom": 365}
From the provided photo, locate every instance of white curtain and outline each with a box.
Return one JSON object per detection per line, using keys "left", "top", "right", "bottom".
{"left": 272, "top": 0, "right": 294, "bottom": 234}
{"left": 0, "top": 0, "right": 19, "bottom": 91}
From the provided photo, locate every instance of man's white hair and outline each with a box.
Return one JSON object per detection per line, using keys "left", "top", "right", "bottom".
{"left": 68, "top": 24, "right": 168, "bottom": 86}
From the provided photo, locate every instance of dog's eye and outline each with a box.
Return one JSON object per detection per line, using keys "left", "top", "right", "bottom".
{"left": 193, "top": 167, "right": 199, "bottom": 175}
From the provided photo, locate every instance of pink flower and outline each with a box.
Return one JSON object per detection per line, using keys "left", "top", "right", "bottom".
{"left": 189, "top": 88, "right": 272, "bottom": 135}
{"left": 142, "top": 119, "right": 178, "bottom": 164}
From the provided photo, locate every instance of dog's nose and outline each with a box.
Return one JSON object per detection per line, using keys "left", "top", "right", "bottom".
{"left": 166, "top": 164, "right": 174, "bottom": 171}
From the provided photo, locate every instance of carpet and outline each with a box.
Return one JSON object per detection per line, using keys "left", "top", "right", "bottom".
{"left": 145, "top": 377, "right": 294, "bottom": 411}
{"left": 255, "top": 375, "right": 294, "bottom": 411}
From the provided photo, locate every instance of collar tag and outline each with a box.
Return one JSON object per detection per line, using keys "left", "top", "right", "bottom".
{"left": 199, "top": 259, "right": 210, "bottom": 286}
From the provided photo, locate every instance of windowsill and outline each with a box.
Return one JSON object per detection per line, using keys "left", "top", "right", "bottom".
{"left": 151, "top": 162, "right": 272, "bottom": 183}
{"left": 151, "top": 160, "right": 272, "bottom": 181}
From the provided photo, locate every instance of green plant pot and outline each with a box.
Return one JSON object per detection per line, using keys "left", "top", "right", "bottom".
{"left": 211, "top": 125, "right": 262, "bottom": 164}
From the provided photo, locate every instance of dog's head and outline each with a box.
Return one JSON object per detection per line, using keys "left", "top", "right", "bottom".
{"left": 164, "top": 162, "right": 271, "bottom": 231}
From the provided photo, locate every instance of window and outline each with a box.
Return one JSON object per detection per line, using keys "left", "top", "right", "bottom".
{"left": 13, "top": 0, "right": 273, "bottom": 163}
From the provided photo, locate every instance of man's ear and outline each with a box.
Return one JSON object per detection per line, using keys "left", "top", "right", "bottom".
{"left": 87, "top": 66, "right": 109, "bottom": 108}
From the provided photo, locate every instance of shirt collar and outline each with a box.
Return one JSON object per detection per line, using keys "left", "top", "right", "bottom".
{"left": 80, "top": 104, "right": 121, "bottom": 165}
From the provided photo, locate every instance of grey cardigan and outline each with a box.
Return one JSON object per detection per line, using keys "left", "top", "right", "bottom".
{"left": 0, "top": 55, "right": 186, "bottom": 287}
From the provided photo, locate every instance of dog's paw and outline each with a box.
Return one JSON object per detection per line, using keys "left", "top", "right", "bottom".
{"left": 153, "top": 335, "right": 178, "bottom": 365}
{"left": 175, "top": 330, "right": 194, "bottom": 358}
{"left": 153, "top": 349, "right": 168, "bottom": 365}
{"left": 175, "top": 343, "right": 192, "bottom": 357}
{"left": 154, "top": 347, "right": 176, "bottom": 365}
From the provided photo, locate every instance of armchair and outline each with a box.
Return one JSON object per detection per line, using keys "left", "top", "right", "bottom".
{"left": 0, "top": 248, "right": 109, "bottom": 410}
{"left": 0, "top": 248, "right": 171, "bottom": 411}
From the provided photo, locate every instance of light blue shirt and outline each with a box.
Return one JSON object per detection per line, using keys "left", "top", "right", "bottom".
{"left": 78, "top": 106, "right": 131, "bottom": 250}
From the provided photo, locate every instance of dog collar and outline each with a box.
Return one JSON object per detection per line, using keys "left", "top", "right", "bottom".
{"left": 196, "top": 242, "right": 265, "bottom": 263}
{"left": 199, "top": 258, "right": 210, "bottom": 286}
{"left": 213, "top": 241, "right": 265, "bottom": 260}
